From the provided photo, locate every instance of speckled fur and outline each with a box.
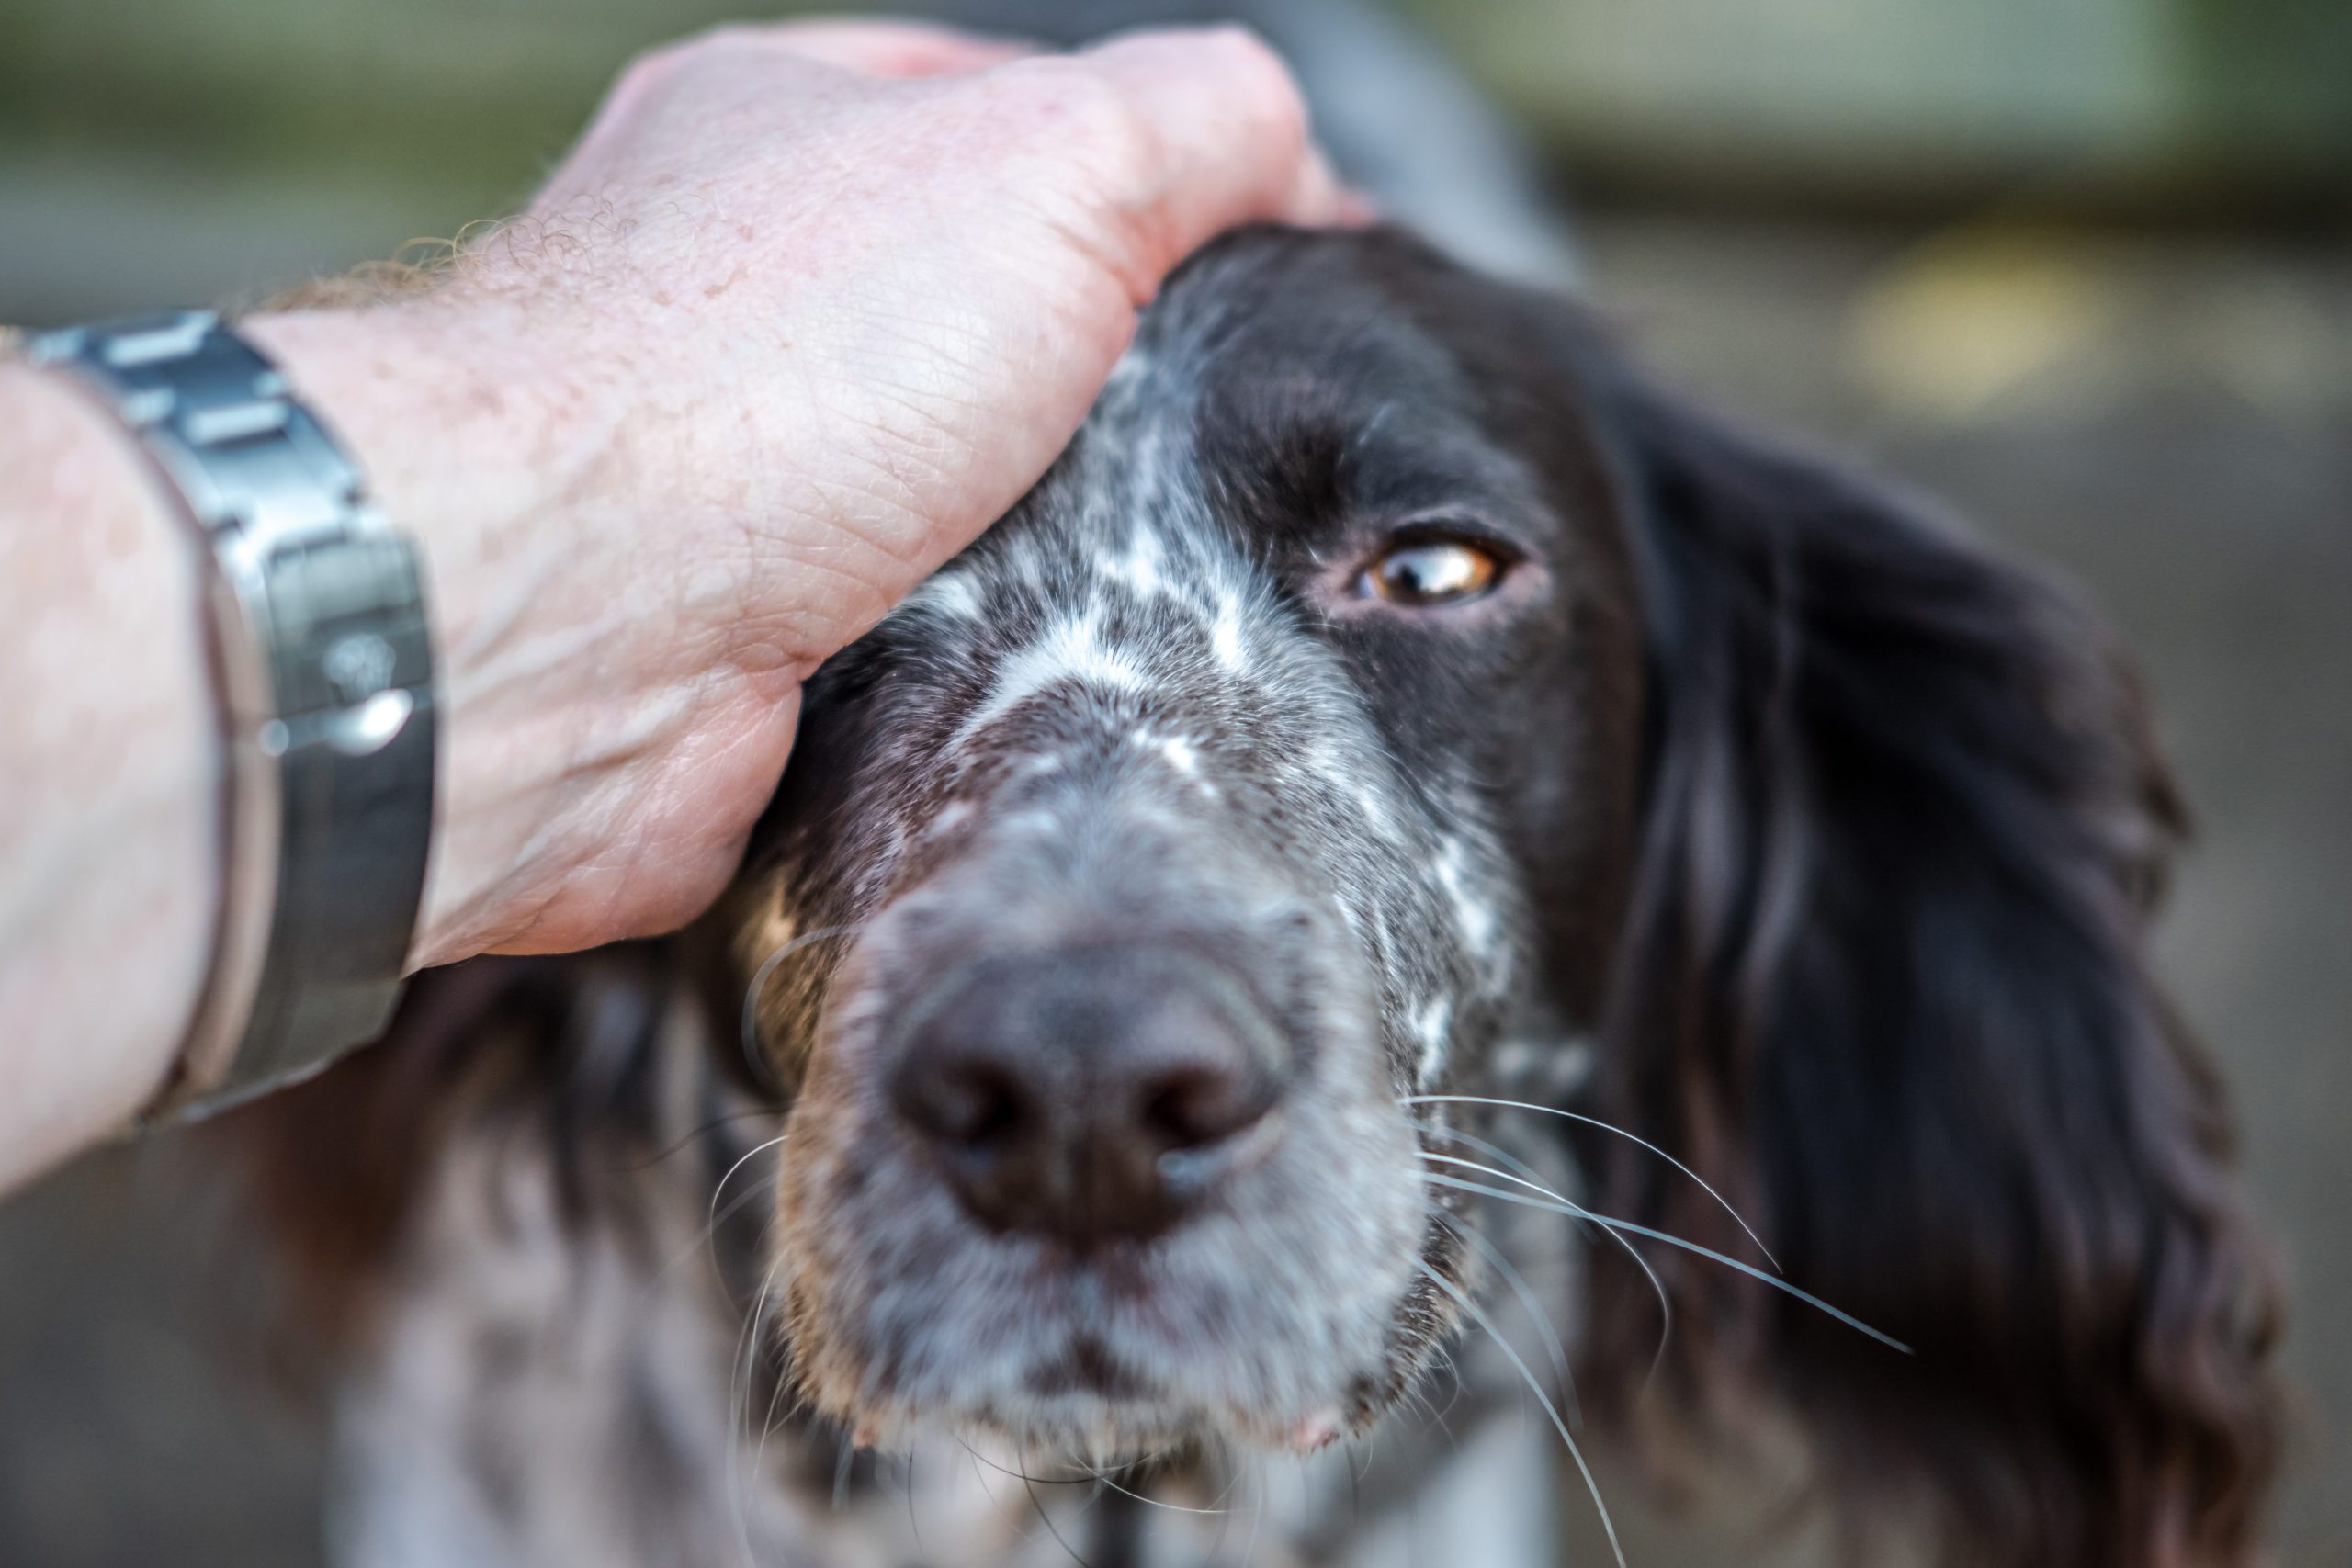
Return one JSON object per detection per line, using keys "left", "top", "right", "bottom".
{"left": 310, "top": 212, "right": 2279, "bottom": 1568}
{"left": 324, "top": 224, "right": 1643, "bottom": 1568}
{"left": 752, "top": 258, "right": 1566, "bottom": 1460}
{"left": 301, "top": 99, "right": 2277, "bottom": 1568}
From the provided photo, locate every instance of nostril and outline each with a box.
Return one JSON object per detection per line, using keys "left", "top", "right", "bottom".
{"left": 894, "top": 1053, "right": 1028, "bottom": 1151}
{"left": 1139, "top": 1063, "right": 1275, "bottom": 1153}
{"left": 888, "top": 943, "right": 1291, "bottom": 1243}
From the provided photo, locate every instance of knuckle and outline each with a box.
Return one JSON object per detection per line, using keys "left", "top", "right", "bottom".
{"left": 987, "top": 54, "right": 1152, "bottom": 181}
{"left": 679, "top": 21, "right": 764, "bottom": 58}
{"left": 610, "top": 43, "right": 677, "bottom": 100}
{"left": 635, "top": 21, "right": 765, "bottom": 81}
{"left": 1202, "top": 26, "right": 1309, "bottom": 144}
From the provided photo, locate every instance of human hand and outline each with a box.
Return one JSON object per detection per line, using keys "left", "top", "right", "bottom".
{"left": 248, "top": 19, "right": 1350, "bottom": 966}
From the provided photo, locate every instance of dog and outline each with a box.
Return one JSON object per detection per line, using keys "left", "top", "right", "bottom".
{"left": 239, "top": 14, "right": 2281, "bottom": 1568}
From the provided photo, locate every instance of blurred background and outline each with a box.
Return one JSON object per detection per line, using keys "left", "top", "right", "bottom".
{"left": 3, "top": 0, "right": 2346, "bottom": 1562}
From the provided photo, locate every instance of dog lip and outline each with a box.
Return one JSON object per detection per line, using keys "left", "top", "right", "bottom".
{"left": 1286, "top": 1411, "right": 1344, "bottom": 1453}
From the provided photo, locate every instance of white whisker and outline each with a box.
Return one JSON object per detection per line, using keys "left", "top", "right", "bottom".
{"left": 729, "top": 1261, "right": 784, "bottom": 1568}
{"left": 1407, "top": 1093, "right": 1781, "bottom": 1271}
{"left": 1411, "top": 1121, "right": 1655, "bottom": 1293}
{"left": 1238, "top": 1457, "right": 1265, "bottom": 1568}
{"left": 1413, "top": 1258, "right": 1625, "bottom": 1568}
{"left": 1432, "top": 1209, "right": 1582, "bottom": 1428}
{"left": 704, "top": 1132, "right": 788, "bottom": 1269}
{"left": 740, "top": 921, "right": 868, "bottom": 1070}
{"left": 1076, "top": 1461, "right": 1235, "bottom": 1517}
{"left": 1419, "top": 1171, "right": 1909, "bottom": 1352}
{"left": 1419, "top": 1143, "right": 1675, "bottom": 1387}
{"left": 652, "top": 1167, "right": 774, "bottom": 1286}
{"left": 1014, "top": 1444, "right": 1095, "bottom": 1567}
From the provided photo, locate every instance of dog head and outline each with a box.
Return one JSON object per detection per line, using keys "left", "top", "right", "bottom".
{"left": 725, "top": 225, "right": 2277, "bottom": 1562}
{"left": 740, "top": 224, "right": 1642, "bottom": 1461}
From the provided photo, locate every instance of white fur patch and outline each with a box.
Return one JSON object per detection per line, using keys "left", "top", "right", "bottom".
{"left": 1414, "top": 997, "right": 1454, "bottom": 1083}
{"left": 1098, "top": 530, "right": 1170, "bottom": 601}
{"left": 1432, "top": 837, "right": 1499, "bottom": 956}
{"left": 904, "top": 569, "right": 983, "bottom": 622}
{"left": 953, "top": 615, "right": 1146, "bottom": 750}
{"left": 920, "top": 799, "right": 973, "bottom": 840}
{"left": 1210, "top": 592, "right": 1250, "bottom": 673}
{"left": 1355, "top": 784, "right": 1403, "bottom": 842}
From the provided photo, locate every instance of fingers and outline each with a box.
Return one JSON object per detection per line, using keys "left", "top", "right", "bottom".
{"left": 1075, "top": 27, "right": 1355, "bottom": 271}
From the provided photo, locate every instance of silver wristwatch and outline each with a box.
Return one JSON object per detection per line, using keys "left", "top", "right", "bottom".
{"left": 33, "top": 312, "right": 437, "bottom": 1124}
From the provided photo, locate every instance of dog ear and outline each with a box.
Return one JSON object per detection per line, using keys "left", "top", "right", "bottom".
{"left": 1579, "top": 377, "right": 2282, "bottom": 1566}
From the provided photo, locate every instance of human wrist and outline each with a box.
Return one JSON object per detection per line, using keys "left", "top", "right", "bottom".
{"left": 0, "top": 360, "right": 216, "bottom": 1164}
{"left": 241, "top": 301, "right": 629, "bottom": 658}
{"left": 242, "top": 299, "right": 784, "bottom": 968}
{"left": 241, "top": 301, "right": 626, "bottom": 967}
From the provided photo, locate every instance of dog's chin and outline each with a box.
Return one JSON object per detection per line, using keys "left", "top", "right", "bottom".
{"left": 851, "top": 1391, "right": 1354, "bottom": 1466}
{"left": 811, "top": 1319, "right": 1378, "bottom": 1463}
{"left": 779, "top": 1145, "right": 1437, "bottom": 1464}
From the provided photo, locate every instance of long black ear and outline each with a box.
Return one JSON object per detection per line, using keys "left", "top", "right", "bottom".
{"left": 1581, "top": 381, "right": 2282, "bottom": 1566}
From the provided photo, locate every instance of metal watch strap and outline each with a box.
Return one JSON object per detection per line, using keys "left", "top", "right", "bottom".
{"left": 33, "top": 311, "right": 436, "bottom": 1123}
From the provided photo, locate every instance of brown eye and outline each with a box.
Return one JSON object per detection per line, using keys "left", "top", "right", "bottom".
{"left": 1362, "top": 538, "right": 1504, "bottom": 606}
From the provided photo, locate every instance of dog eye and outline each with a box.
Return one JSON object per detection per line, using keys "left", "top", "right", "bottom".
{"left": 1360, "top": 537, "right": 1505, "bottom": 606}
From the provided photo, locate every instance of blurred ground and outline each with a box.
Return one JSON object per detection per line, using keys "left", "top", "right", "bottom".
{"left": 4, "top": 190, "right": 2346, "bottom": 1565}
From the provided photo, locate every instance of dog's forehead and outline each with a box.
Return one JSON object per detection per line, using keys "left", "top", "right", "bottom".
{"left": 895, "top": 235, "right": 1508, "bottom": 644}
{"left": 887, "top": 358, "right": 1261, "bottom": 682}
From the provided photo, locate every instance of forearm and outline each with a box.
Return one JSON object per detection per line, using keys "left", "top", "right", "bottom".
{"left": 1, "top": 295, "right": 813, "bottom": 1188}
{"left": 243, "top": 303, "right": 668, "bottom": 966}
{"left": 0, "top": 17, "right": 1340, "bottom": 1193}
{"left": 0, "top": 309, "right": 611, "bottom": 1184}
{"left": 0, "top": 364, "right": 215, "bottom": 1183}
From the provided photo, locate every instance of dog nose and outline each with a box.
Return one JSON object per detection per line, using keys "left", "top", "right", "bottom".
{"left": 889, "top": 944, "right": 1286, "bottom": 1246}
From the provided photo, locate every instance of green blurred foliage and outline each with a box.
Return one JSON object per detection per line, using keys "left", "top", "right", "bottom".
{"left": 3, "top": 0, "right": 2346, "bottom": 216}
{"left": 2185, "top": 0, "right": 2352, "bottom": 162}
{"left": 0, "top": 0, "right": 813, "bottom": 209}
